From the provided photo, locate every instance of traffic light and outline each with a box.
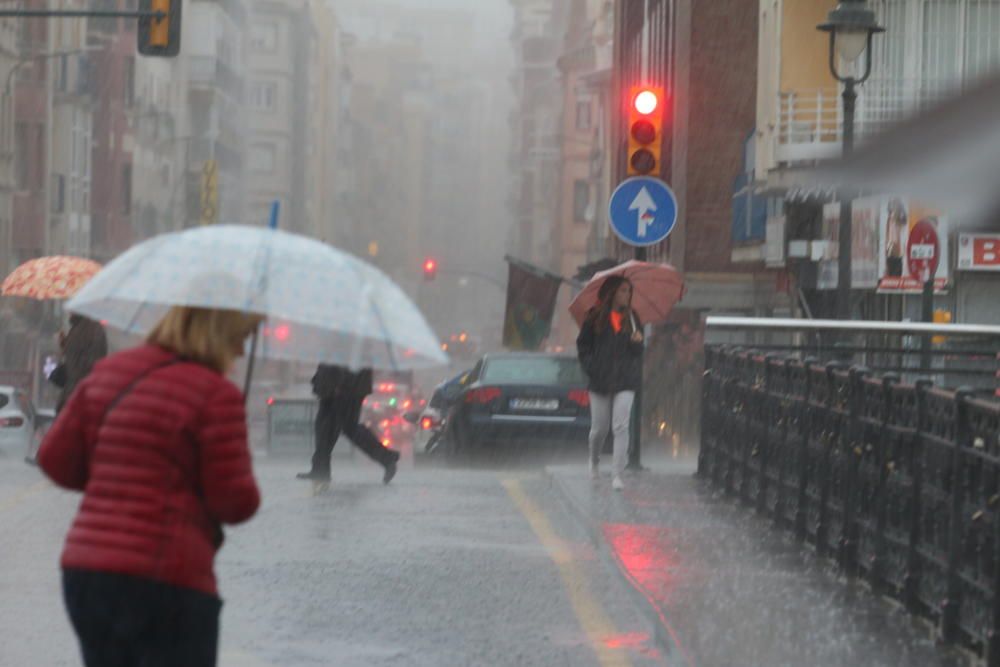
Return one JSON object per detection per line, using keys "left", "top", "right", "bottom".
{"left": 423, "top": 258, "right": 437, "bottom": 281}
{"left": 138, "top": 0, "right": 182, "bottom": 57}
{"left": 626, "top": 86, "right": 665, "bottom": 176}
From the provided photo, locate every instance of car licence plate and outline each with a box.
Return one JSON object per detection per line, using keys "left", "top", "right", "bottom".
{"left": 510, "top": 398, "right": 559, "bottom": 411}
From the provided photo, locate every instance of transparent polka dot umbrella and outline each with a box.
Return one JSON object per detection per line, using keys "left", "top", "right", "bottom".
{"left": 66, "top": 225, "right": 448, "bottom": 371}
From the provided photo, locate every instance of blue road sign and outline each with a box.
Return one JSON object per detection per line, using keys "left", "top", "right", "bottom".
{"left": 608, "top": 176, "right": 678, "bottom": 247}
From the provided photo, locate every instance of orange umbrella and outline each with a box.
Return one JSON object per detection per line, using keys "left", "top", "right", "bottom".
{"left": 1, "top": 256, "right": 102, "bottom": 300}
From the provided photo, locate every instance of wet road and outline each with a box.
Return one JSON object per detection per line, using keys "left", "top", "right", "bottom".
{"left": 0, "top": 455, "right": 663, "bottom": 666}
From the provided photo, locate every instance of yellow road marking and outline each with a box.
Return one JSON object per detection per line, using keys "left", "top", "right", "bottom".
{"left": 0, "top": 479, "right": 47, "bottom": 513}
{"left": 503, "top": 478, "right": 633, "bottom": 667}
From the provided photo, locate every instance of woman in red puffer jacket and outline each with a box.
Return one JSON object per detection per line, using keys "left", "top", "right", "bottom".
{"left": 38, "top": 305, "right": 263, "bottom": 667}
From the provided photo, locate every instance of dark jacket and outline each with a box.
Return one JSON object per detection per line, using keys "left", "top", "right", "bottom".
{"left": 311, "top": 365, "right": 373, "bottom": 400}
{"left": 56, "top": 316, "right": 108, "bottom": 413}
{"left": 576, "top": 308, "right": 643, "bottom": 395}
{"left": 312, "top": 365, "right": 374, "bottom": 428}
{"left": 38, "top": 344, "right": 260, "bottom": 596}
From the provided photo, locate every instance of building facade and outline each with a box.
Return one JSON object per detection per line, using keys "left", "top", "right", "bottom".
{"left": 185, "top": 0, "right": 248, "bottom": 227}
{"left": 751, "top": 0, "right": 1000, "bottom": 324}
{"left": 508, "top": 0, "right": 570, "bottom": 267}
{"left": 246, "top": 0, "right": 313, "bottom": 234}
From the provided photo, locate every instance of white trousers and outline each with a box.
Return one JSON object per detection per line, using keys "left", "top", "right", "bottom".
{"left": 588, "top": 391, "right": 635, "bottom": 476}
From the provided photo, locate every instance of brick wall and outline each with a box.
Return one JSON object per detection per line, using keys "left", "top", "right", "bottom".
{"left": 683, "top": 0, "right": 758, "bottom": 273}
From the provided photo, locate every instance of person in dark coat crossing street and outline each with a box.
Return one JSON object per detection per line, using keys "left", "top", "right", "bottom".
{"left": 298, "top": 364, "right": 401, "bottom": 484}
{"left": 576, "top": 275, "right": 643, "bottom": 491}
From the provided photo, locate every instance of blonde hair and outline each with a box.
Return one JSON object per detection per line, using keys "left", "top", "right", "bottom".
{"left": 147, "top": 306, "right": 263, "bottom": 373}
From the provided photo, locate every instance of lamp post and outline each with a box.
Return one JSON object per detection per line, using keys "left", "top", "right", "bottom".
{"left": 817, "top": 1, "right": 884, "bottom": 320}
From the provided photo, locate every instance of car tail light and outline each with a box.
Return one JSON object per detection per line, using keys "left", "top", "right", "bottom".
{"left": 421, "top": 417, "right": 437, "bottom": 430}
{"left": 568, "top": 390, "right": 590, "bottom": 407}
{"left": 0, "top": 416, "right": 24, "bottom": 428}
{"left": 465, "top": 387, "right": 501, "bottom": 405}
{"left": 267, "top": 396, "right": 275, "bottom": 406}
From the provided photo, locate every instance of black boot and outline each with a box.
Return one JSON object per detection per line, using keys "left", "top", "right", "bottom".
{"left": 382, "top": 451, "right": 400, "bottom": 485}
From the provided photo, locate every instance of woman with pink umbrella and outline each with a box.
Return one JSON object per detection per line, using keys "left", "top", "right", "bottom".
{"left": 575, "top": 276, "right": 644, "bottom": 490}
{"left": 571, "top": 261, "right": 684, "bottom": 489}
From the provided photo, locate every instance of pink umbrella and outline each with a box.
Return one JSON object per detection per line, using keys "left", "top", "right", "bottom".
{"left": 569, "top": 260, "right": 684, "bottom": 327}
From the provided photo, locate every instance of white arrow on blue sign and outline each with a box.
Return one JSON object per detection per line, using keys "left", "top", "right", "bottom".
{"left": 608, "top": 176, "right": 678, "bottom": 247}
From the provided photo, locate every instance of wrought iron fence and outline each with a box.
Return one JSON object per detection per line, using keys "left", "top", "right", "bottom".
{"left": 699, "top": 342, "right": 1000, "bottom": 664}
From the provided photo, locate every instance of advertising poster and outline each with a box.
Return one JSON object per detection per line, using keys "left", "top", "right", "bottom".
{"left": 816, "top": 199, "right": 879, "bottom": 290}
{"left": 816, "top": 202, "right": 841, "bottom": 290}
{"left": 877, "top": 198, "right": 949, "bottom": 293}
{"left": 850, "top": 197, "right": 881, "bottom": 289}
{"left": 957, "top": 233, "right": 1000, "bottom": 271}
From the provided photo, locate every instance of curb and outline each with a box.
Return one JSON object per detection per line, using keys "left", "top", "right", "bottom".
{"left": 544, "top": 468, "right": 694, "bottom": 667}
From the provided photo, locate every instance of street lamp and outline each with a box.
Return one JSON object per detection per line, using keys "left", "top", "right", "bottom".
{"left": 817, "top": 1, "right": 884, "bottom": 319}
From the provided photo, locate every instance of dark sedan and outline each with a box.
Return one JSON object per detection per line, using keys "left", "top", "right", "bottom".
{"left": 442, "top": 353, "right": 591, "bottom": 462}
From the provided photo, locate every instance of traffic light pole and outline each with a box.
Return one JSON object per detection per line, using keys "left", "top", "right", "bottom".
{"left": 628, "top": 245, "right": 647, "bottom": 471}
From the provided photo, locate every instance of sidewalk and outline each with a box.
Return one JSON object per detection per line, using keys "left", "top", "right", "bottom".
{"left": 547, "top": 458, "right": 971, "bottom": 667}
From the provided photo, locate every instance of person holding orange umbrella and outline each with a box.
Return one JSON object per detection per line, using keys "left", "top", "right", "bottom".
{"left": 51, "top": 314, "right": 107, "bottom": 413}
{"left": 1, "top": 256, "right": 107, "bottom": 415}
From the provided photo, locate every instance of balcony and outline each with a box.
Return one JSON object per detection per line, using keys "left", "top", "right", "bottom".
{"left": 187, "top": 56, "right": 244, "bottom": 102}
{"left": 775, "top": 79, "right": 956, "bottom": 165}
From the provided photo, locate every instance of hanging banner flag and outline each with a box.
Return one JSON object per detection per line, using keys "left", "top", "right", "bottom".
{"left": 502, "top": 258, "right": 562, "bottom": 351}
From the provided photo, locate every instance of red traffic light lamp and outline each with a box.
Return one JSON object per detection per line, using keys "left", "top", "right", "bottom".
{"left": 423, "top": 258, "right": 438, "bottom": 281}
{"left": 627, "top": 86, "right": 665, "bottom": 176}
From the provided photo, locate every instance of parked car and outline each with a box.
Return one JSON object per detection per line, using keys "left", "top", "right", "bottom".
{"left": 0, "top": 386, "right": 36, "bottom": 458}
{"left": 440, "top": 353, "right": 590, "bottom": 462}
{"left": 409, "top": 369, "right": 473, "bottom": 455}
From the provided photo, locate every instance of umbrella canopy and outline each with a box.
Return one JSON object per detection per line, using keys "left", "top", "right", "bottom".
{"left": 568, "top": 260, "right": 684, "bottom": 327}
{"left": 67, "top": 225, "right": 448, "bottom": 370}
{"left": 1, "top": 256, "right": 102, "bottom": 300}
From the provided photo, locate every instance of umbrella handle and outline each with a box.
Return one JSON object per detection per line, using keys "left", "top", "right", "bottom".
{"left": 242, "top": 325, "right": 260, "bottom": 404}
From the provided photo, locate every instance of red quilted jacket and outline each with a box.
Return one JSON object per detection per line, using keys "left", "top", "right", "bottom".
{"left": 38, "top": 344, "right": 260, "bottom": 596}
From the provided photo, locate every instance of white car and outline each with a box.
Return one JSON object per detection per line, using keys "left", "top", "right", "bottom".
{"left": 0, "top": 386, "right": 36, "bottom": 458}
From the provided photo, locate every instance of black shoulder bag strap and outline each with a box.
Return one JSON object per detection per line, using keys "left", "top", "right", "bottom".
{"left": 99, "top": 357, "right": 183, "bottom": 427}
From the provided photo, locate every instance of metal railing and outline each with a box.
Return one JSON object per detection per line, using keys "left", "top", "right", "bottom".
{"left": 698, "top": 317, "right": 1000, "bottom": 663}
{"left": 776, "top": 81, "right": 956, "bottom": 163}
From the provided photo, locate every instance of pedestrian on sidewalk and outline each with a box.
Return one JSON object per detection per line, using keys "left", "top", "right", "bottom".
{"left": 297, "top": 364, "right": 400, "bottom": 485}
{"left": 50, "top": 314, "right": 108, "bottom": 415}
{"left": 37, "top": 306, "right": 263, "bottom": 667}
{"left": 576, "top": 275, "right": 643, "bottom": 491}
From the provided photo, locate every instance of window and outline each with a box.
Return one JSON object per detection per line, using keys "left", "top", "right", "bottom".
{"left": 572, "top": 180, "right": 590, "bottom": 222}
{"left": 249, "top": 81, "right": 277, "bottom": 111}
{"left": 15, "top": 123, "right": 27, "bottom": 188}
{"left": 55, "top": 55, "right": 68, "bottom": 93}
{"left": 249, "top": 143, "right": 276, "bottom": 172}
{"left": 121, "top": 164, "right": 131, "bottom": 215}
{"left": 51, "top": 174, "right": 65, "bottom": 214}
{"left": 250, "top": 22, "right": 278, "bottom": 52}
{"left": 575, "top": 99, "right": 591, "bottom": 130}
{"left": 481, "top": 357, "right": 586, "bottom": 386}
